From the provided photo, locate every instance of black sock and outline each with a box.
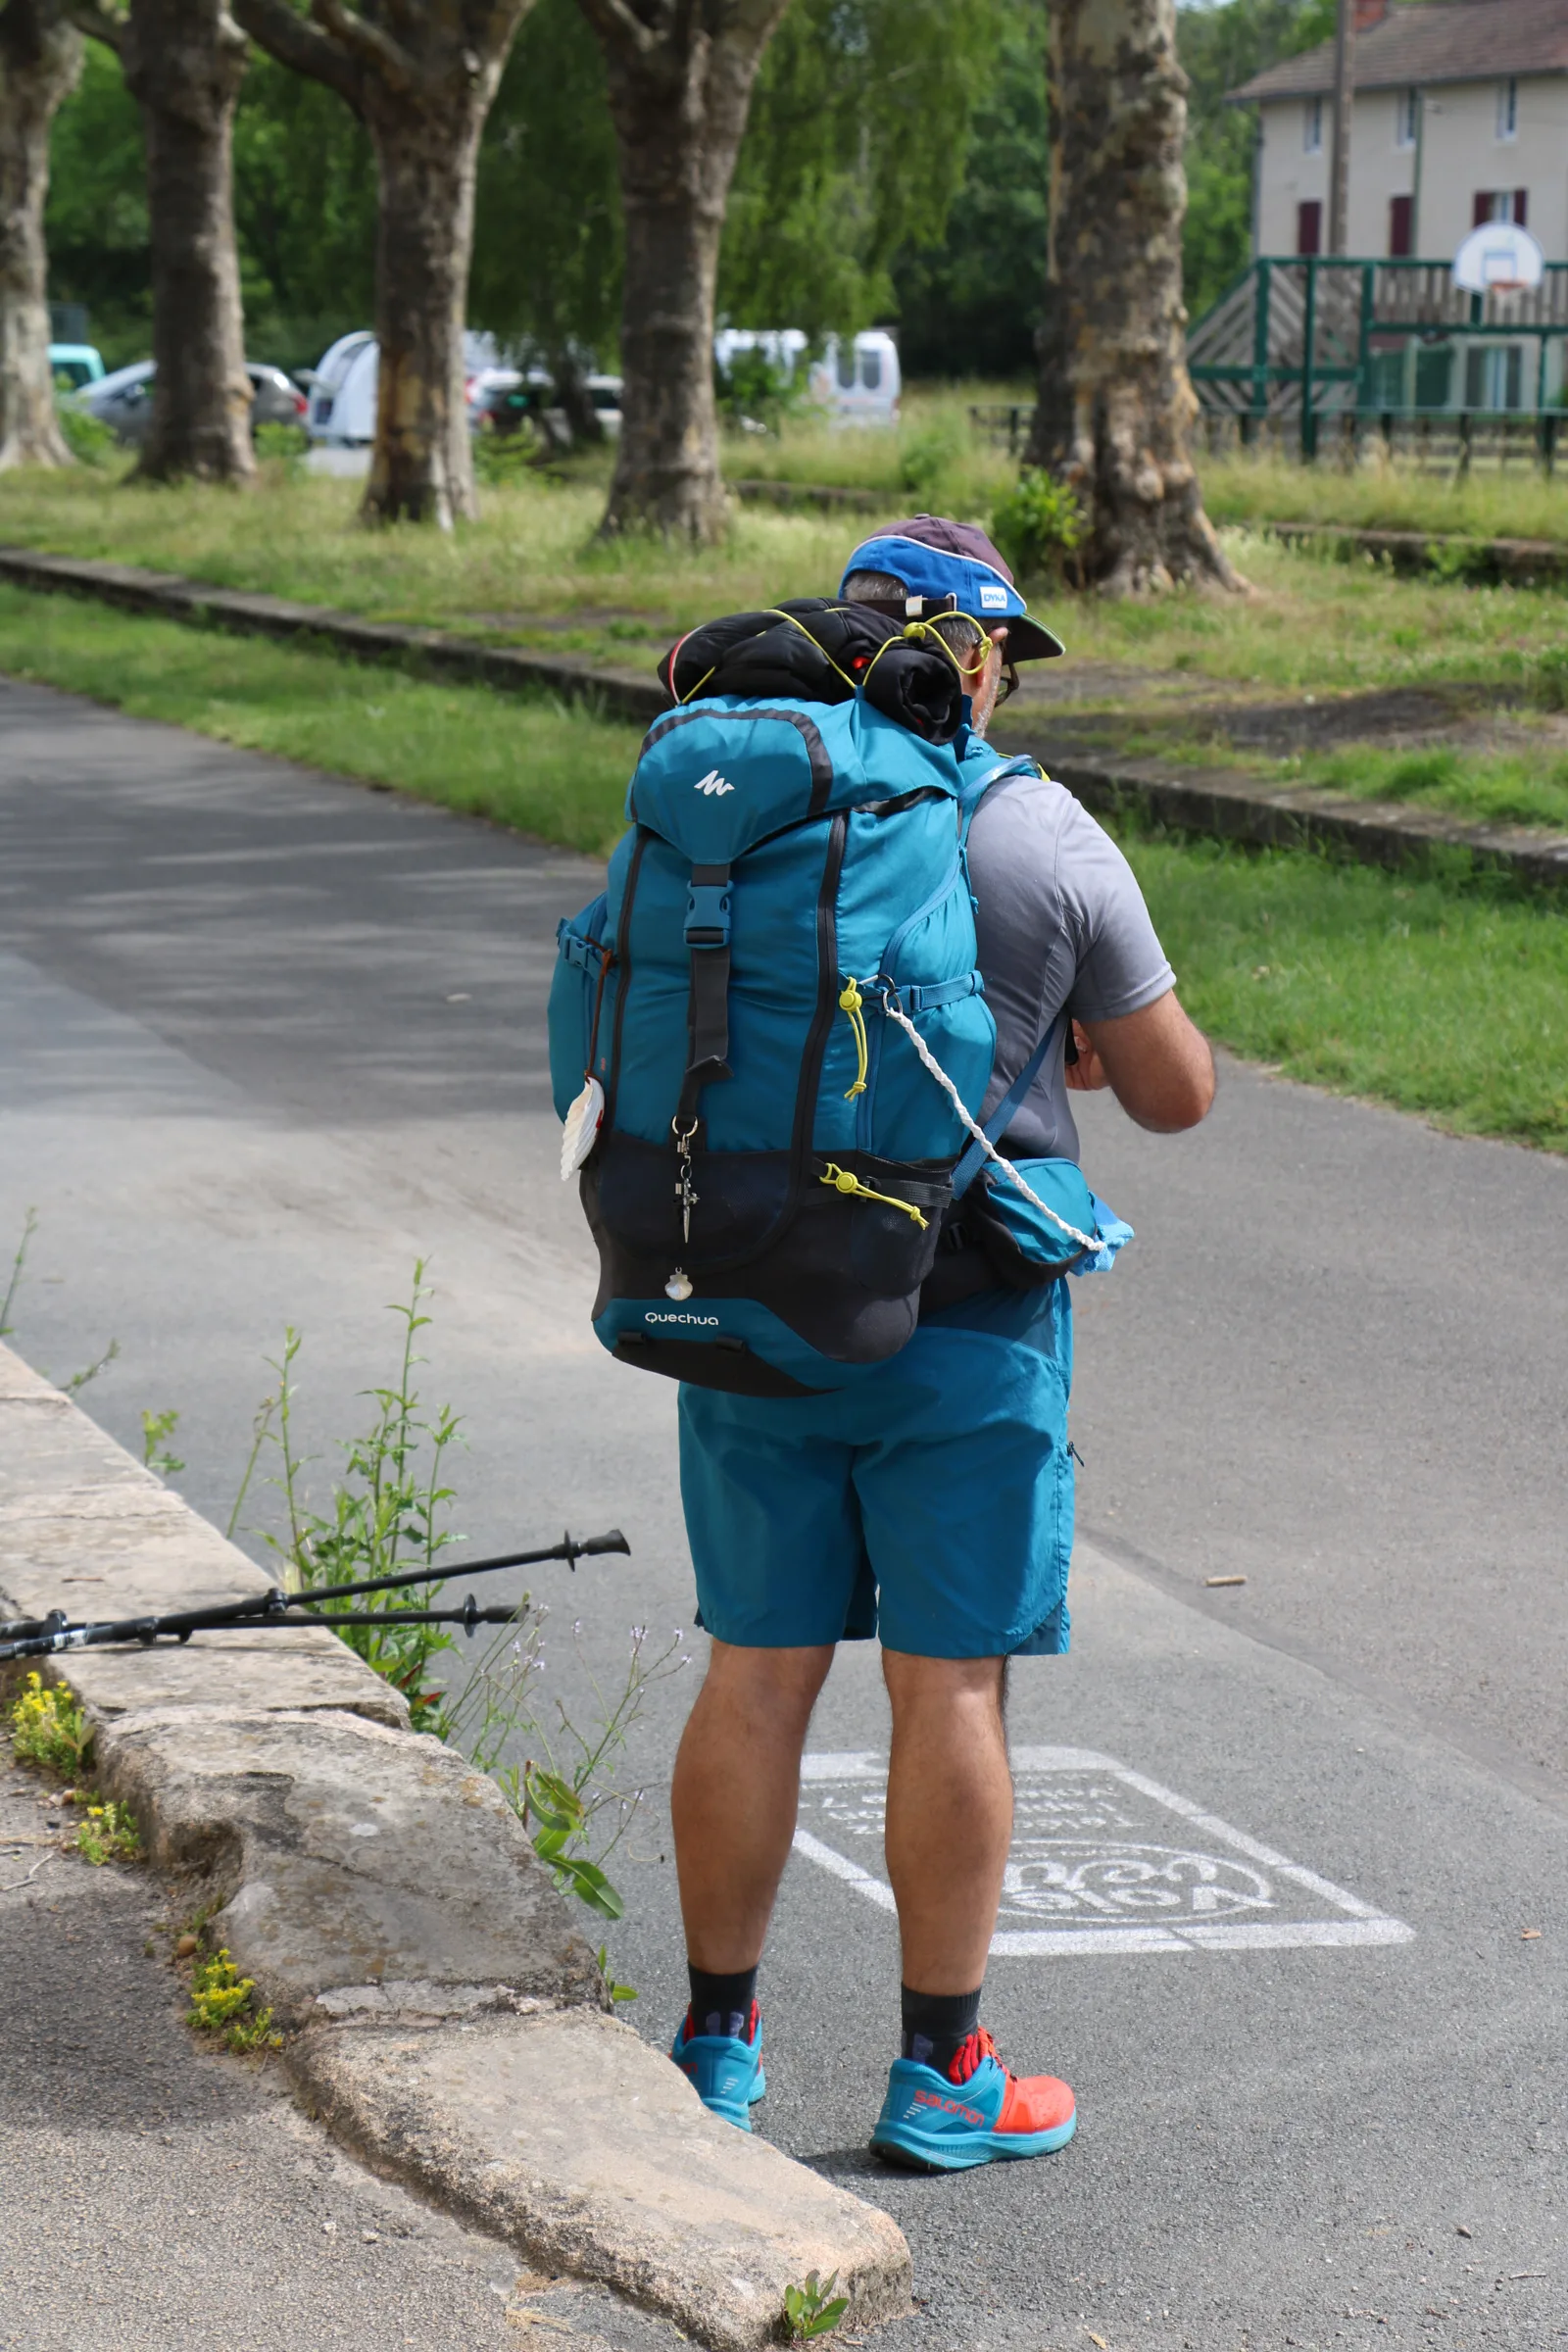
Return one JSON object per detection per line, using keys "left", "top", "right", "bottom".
{"left": 687, "top": 1962, "right": 758, "bottom": 2041}
{"left": 901, "top": 1984, "right": 982, "bottom": 2073}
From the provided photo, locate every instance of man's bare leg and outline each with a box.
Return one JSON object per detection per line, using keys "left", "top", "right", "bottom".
{"left": 671, "top": 1639, "right": 835, "bottom": 1972}
{"left": 882, "top": 1650, "right": 1011, "bottom": 1992}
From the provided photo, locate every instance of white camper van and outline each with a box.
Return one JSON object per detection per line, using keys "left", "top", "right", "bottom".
{"left": 303, "top": 330, "right": 505, "bottom": 446}
{"left": 713, "top": 327, "right": 901, "bottom": 427}
{"left": 808, "top": 331, "right": 901, "bottom": 427}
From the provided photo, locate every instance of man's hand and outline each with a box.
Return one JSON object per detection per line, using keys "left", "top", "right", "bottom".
{"left": 1076, "top": 991, "right": 1215, "bottom": 1133}
{"left": 1063, "top": 1021, "right": 1110, "bottom": 1092}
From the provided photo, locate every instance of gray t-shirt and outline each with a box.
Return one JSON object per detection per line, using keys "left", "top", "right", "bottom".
{"left": 965, "top": 770, "right": 1176, "bottom": 1163}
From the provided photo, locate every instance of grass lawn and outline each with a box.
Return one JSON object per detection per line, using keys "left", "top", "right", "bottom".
{"left": 1, "top": 583, "right": 1561, "bottom": 1154}
{"left": 1197, "top": 449, "right": 1568, "bottom": 548}
{"left": 0, "top": 462, "right": 1565, "bottom": 715}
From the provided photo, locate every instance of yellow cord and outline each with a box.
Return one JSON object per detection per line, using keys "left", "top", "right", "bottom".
{"left": 819, "top": 1163, "right": 928, "bottom": 1229}
{"left": 839, "top": 979, "right": 868, "bottom": 1099}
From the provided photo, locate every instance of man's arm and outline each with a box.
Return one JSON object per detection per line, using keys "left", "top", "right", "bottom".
{"left": 1068, "top": 991, "right": 1215, "bottom": 1133}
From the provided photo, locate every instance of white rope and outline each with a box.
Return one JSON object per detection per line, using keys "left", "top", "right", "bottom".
{"left": 877, "top": 997, "right": 1101, "bottom": 1253}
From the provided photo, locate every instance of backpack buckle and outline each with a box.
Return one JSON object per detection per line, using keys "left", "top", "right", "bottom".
{"left": 684, "top": 880, "right": 732, "bottom": 947}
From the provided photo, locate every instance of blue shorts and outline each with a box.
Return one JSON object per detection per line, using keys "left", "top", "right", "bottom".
{"left": 676, "top": 1282, "right": 1074, "bottom": 1660}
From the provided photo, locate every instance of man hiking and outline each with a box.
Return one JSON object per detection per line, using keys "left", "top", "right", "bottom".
{"left": 550, "top": 514, "right": 1214, "bottom": 2171}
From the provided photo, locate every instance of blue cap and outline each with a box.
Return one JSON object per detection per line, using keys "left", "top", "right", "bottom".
{"left": 838, "top": 514, "right": 1064, "bottom": 661}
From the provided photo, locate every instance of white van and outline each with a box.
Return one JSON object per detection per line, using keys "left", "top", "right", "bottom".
{"left": 303, "top": 330, "right": 504, "bottom": 445}
{"left": 713, "top": 327, "right": 901, "bottom": 427}
{"left": 807, "top": 331, "right": 901, "bottom": 427}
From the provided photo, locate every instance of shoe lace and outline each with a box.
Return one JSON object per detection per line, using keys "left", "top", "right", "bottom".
{"left": 947, "top": 2027, "right": 1005, "bottom": 2086}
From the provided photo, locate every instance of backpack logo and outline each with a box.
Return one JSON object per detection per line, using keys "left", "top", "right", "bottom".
{"left": 694, "top": 770, "right": 734, "bottom": 796}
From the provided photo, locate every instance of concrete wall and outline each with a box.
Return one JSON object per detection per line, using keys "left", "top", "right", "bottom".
{"left": 1255, "top": 73, "right": 1568, "bottom": 262}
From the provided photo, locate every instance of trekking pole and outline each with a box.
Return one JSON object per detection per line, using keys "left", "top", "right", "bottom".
{"left": 0, "top": 1528, "right": 630, "bottom": 1661}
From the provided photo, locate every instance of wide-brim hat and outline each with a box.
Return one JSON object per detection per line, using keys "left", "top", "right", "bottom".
{"left": 839, "top": 514, "right": 1065, "bottom": 662}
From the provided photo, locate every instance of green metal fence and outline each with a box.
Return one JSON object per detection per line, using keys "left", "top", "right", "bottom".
{"left": 1186, "top": 257, "right": 1568, "bottom": 461}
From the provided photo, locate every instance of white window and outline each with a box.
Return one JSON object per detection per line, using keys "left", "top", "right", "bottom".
{"left": 1495, "top": 78, "right": 1518, "bottom": 140}
{"left": 1395, "top": 88, "right": 1419, "bottom": 150}
{"left": 1303, "top": 95, "right": 1324, "bottom": 154}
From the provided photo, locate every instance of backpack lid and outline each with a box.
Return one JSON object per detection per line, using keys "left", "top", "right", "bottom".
{"left": 629, "top": 694, "right": 967, "bottom": 861}
{"left": 659, "top": 598, "right": 964, "bottom": 744}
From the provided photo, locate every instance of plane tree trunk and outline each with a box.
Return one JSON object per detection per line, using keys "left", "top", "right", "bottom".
{"left": 1026, "top": 0, "right": 1240, "bottom": 595}
{"left": 576, "top": 0, "right": 790, "bottom": 542}
{"left": 234, "top": 0, "right": 534, "bottom": 528}
{"left": 0, "top": 0, "right": 82, "bottom": 469}
{"left": 74, "top": 0, "right": 255, "bottom": 484}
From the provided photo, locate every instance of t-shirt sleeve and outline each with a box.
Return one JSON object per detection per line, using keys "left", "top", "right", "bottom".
{"left": 1054, "top": 795, "right": 1176, "bottom": 1023}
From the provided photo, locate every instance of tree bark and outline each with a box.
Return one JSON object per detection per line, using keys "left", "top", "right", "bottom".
{"left": 365, "top": 98, "right": 482, "bottom": 525}
{"left": 578, "top": 0, "right": 791, "bottom": 542}
{"left": 234, "top": 0, "right": 532, "bottom": 529}
{"left": 0, "top": 1, "right": 82, "bottom": 469}
{"left": 1027, "top": 0, "right": 1240, "bottom": 596}
{"left": 107, "top": 0, "right": 255, "bottom": 484}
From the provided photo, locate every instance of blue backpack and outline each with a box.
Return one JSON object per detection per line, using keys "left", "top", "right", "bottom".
{"left": 549, "top": 692, "right": 1105, "bottom": 1396}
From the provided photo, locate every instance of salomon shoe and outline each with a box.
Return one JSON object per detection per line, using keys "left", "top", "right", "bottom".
{"left": 671, "top": 2000, "right": 767, "bottom": 2130}
{"left": 870, "top": 2028, "right": 1075, "bottom": 2172}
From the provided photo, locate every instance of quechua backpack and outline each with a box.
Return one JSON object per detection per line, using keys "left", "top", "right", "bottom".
{"left": 548, "top": 602, "right": 1018, "bottom": 1396}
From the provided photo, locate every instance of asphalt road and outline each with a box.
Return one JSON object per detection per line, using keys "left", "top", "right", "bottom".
{"left": 2, "top": 673, "right": 1565, "bottom": 2352}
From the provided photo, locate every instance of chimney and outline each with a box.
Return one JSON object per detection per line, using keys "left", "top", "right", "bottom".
{"left": 1355, "top": 0, "right": 1388, "bottom": 27}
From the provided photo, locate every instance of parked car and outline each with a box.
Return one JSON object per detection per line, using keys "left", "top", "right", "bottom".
{"left": 49, "top": 342, "right": 105, "bottom": 391}
{"left": 77, "top": 359, "right": 307, "bottom": 446}
{"left": 468, "top": 368, "right": 623, "bottom": 446}
{"left": 304, "top": 330, "right": 506, "bottom": 446}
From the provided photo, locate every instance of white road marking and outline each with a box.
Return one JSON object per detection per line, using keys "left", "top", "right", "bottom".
{"left": 793, "top": 1746, "right": 1413, "bottom": 1959}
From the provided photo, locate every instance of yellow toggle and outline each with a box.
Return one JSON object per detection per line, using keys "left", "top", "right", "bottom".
{"left": 839, "top": 980, "right": 869, "bottom": 1100}
{"left": 819, "top": 1163, "right": 928, "bottom": 1229}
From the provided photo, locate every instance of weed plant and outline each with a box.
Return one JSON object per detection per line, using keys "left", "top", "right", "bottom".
{"left": 255, "top": 1267, "right": 462, "bottom": 1734}
{"left": 74, "top": 1799, "right": 142, "bottom": 1866}
{"left": 187, "top": 1946, "right": 281, "bottom": 2051}
{"left": 9, "top": 1671, "right": 93, "bottom": 1779}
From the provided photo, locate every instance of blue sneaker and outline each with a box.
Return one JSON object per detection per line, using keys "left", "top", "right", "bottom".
{"left": 871, "top": 2028, "right": 1077, "bottom": 2172}
{"left": 671, "top": 1999, "right": 767, "bottom": 2130}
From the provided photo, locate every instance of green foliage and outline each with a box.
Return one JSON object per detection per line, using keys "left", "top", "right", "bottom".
{"left": 990, "top": 467, "right": 1084, "bottom": 579}
{"left": 1534, "top": 648, "right": 1568, "bottom": 712}
{"left": 473, "top": 420, "right": 545, "bottom": 485}
{"left": 714, "top": 348, "right": 803, "bottom": 436}
{"left": 263, "top": 1270, "right": 461, "bottom": 1737}
{"left": 187, "top": 1946, "right": 281, "bottom": 2052}
{"left": 899, "top": 414, "right": 967, "bottom": 500}
{"left": 783, "top": 2270, "right": 849, "bottom": 2341}
{"left": 231, "top": 58, "right": 377, "bottom": 371}
{"left": 56, "top": 404, "right": 119, "bottom": 468}
{"left": 45, "top": 46, "right": 150, "bottom": 364}
{"left": 1178, "top": 0, "right": 1338, "bottom": 321}
{"left": 75, "top": 1799, "right": 142, "bottom": 1867}
{"left": 141, "top": 1407, "right": 184, "bottom": 1479}
{"left": 596, "top": 1944, "right": 638, "bottom": 2003}
{"left": 9, "top": 1672, "right": 94, "bottom": 1781}
{"left": 720, "top": 0, "right": 1004, "bottom": 339}
{"left": 254, "top": 422, "right": 310, "bottom": 480}
{"left": 471, "top": 0, "right": 621, "bottom": 368}
{"left": 892, "top": 0, "right": 1049, "bottom": 380}
{"left": 445, "top": 1602, "right": 690, "bottom": 1923}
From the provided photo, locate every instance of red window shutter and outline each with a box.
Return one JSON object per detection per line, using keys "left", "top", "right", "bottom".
{"left": 1473, "top": 190, "right": 1494, "bottom": 227}
{"left": 1298, "top": 199, "right": 1323, "bottom": 257}
{"left": 1390, "top": 195, "right": 1413, "bottom": 257}
{"left": 1514, "top": 188, "right": 1528, "bottom": 226}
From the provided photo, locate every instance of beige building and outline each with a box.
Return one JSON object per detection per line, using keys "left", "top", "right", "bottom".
{"left": 1231, "top": 0, "right": 1568, "bottom": 265}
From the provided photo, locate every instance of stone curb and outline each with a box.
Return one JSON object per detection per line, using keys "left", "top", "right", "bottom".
{"left": 1262, "top": 517, "right": 1568, "bottom": 589}
{"left": 0, "top": 544, "right": 668, "bottom": 730}
{"left": 993, "top": 738, "right": 1568, "bottom": 891}
{"left": 0, "top": 1343, "right": 912, "bottom": 2347}
{"left": 10, "top": 534, "right": 1553, "bottom": 888}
